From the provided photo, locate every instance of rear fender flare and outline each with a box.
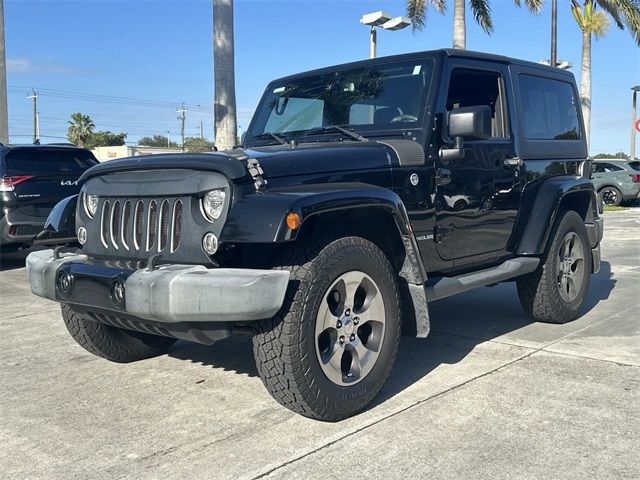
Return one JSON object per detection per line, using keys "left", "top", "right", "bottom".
{"left": 515, "top": 177, "right": 597, "bottom": 255}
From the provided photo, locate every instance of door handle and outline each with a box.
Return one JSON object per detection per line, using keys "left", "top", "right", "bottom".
{"left": 502, "top": 157, "right": 523, "bottom": 168}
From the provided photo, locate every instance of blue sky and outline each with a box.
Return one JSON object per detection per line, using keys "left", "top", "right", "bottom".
{"left": 5, "top": 0, "right": 639, "bottom": 154}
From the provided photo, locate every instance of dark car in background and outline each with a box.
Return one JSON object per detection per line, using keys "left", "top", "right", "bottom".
{"left": 0, "top": 144, "right": 98, "bottom": 253}
{"left": 591, "top": 159, "right": 640, "bottom": 206}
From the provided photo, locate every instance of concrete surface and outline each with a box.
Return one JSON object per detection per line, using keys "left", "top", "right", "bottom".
{"left": 1, "top": 209, "right": 638, "bottom": 480}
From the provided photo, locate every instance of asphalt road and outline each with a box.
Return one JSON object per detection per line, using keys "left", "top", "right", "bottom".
{"left": 1, "top": 209, "right": 638, "bottom": 480}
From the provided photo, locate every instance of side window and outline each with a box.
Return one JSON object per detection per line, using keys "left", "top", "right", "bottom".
{"left": 593, "top": 163, "right": 624, "bottom": 173}
{"left": 519, "top": 74, "right": 581, "bottom": 140}
{"left": 445, "top": 68, "right": 509, "bottom": 138}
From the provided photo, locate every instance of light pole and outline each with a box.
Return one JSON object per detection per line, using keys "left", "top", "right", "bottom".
{"left": 632, "top": 85, "right": 640, "bottom": 161}
{"left": 360, "top": 11, "right": 411, "bottom": 59}
{"left": 550, "top": 0, "right": 558, "bottom": 68}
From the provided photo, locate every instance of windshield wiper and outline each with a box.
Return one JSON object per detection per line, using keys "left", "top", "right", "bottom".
{"left": 251, "top": 131, "right": 287, "bottom": 145}
{"left": 305, "top": 125, "right": 368, "bottom": 142}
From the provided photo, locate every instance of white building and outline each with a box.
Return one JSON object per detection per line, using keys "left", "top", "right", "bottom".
{"left": 91, "top": 145, "right": 184, "bottom": 162}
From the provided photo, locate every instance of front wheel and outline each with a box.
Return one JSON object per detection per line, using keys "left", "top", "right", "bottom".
{"left": 252, "top": 236, "right": 401, "bottom": 421}
{"left": 599, "top": 186, "right": 622, "bottom": 206}
{"left": 517, "top": 210, "right": 591, "bottom": 324}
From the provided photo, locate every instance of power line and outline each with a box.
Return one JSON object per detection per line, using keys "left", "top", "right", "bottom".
{"left": 8, "top": 85, "right": 214, "bottom": 113}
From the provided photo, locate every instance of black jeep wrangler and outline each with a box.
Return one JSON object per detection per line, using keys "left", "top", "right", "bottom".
{"left": 28, "top": 50, "right": 603, "bottom": 421}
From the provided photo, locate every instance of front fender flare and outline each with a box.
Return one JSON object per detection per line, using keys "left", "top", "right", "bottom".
{"left": 39, "top": 194, "right": 78, "bottom": 238}
{"left": 220, "top": 183, "right": 430, "bottom": 337}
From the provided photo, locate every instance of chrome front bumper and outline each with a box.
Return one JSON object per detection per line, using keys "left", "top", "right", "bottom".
{"left": 26, "top": 249, "right": 290, "bottom": 323}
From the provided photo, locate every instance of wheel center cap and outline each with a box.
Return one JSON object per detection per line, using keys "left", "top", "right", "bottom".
{"left": 341, "top": 317, "right": 355, "bottom": 336}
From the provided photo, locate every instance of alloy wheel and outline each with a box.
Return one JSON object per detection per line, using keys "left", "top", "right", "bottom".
{"left": 315, "top": 271, "right": 386, "bottom": 386}
{"left": 556, "top": 231, "right": 585, "bottom": 302}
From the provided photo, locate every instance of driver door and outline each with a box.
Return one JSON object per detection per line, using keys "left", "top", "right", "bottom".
{"left": 435, "top": 64, "right": 522, "bottom": 263}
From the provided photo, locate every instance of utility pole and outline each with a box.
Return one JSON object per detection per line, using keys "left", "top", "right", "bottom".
{"left": 0, "top": 0, "right": 8, "bottom": 144}
{"left": 632, "top": 86, "right": 640, "bottom": 161}
{"left": 200, "top": 121, "right": 204, "bottom": 139}
{"left": 550, "top": 0, "right": 558, "bottom": 68}
{"left": 27, "top": 89, "right": 38, "bottom": 143}
{"left": 177, "top": 103, "right": 186, "bottom": 152}
{"left": 166, "top": 130, "right": 170, "bottom": 148}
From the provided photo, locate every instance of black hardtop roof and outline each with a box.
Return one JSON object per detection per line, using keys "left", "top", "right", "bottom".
{"left": 269, "top": 48, "right": 574, "bottom": 84}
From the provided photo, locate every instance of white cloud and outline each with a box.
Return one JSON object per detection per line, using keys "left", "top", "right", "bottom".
{"left": 7, "top": 57, "right": 75, "bottom": 74}
{"left": 7, "top": 58, "right": 32, "bottom": 73}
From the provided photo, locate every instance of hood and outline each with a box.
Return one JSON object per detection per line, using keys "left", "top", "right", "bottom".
{"left": 79, "top": 140, "right": 418, "bottom": 184}
{"left": 242, "top": 142, "right": 394, "bottom": 180}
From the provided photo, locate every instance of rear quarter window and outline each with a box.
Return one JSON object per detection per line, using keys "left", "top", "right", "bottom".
{"left": 5, "top": 149, "right": 97, "bottom": 175}
{"left": 592, "top": 162, "right": 624, "bottom": 173}
{"left": 518, "top": 74, "right": 581, "bottom": 141}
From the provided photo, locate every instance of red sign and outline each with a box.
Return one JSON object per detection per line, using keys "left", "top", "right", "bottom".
{"left": 636, "top": 118, "right": 640, "bottom": 133}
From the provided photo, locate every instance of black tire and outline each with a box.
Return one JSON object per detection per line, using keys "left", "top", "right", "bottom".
{"left": 517, "top": 210, "right": 591, "bottom": 324}
{"left": 252, "top": 236, "right": 401, "bottom": 422}
{"left": 61, "top": 304, "right": 176, "bottom": 363}
{"left": 599, "top": 186, "right": 622, "bottom": 207}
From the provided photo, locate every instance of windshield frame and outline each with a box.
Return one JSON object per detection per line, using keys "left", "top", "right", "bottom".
{"left": 244, "top": 56, "right": 435, "bottom": 147}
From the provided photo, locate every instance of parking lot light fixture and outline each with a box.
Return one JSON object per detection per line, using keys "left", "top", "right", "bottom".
{"left": 360, "top": 11, "right": 411, "bottom": 59}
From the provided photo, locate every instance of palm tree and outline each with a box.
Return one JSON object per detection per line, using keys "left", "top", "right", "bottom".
{"left": 571, "top": 0, "right": 640, "bottom": 149}
{"left": 213, "top": 0, "right": 237, "bottom": 150}
{"left": 407, "top": 0, "right": 543, "bottom": 49}
{"left": 67, "top": 112, "right": 94, "bottom": 147}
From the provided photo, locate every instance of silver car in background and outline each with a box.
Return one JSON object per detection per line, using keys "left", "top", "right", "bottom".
{"left": 591, "top": 159, "right": 640, "bottom": 206}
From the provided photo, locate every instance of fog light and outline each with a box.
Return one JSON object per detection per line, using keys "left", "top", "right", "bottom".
{"left": 56, "top": 270, "right": 73, "bottom": 298}
{"left": 202, "top": 232, "right": 218, "bottom": 255}
{"left": 111, "top": 280, "right": 125, "bottom": 305}
{"left": 77, "top": 226, "right": 87, "bottom": 245}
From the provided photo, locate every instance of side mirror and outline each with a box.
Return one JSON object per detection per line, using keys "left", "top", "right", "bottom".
{"left": 448, "top": 105, "right": 492, "bottom": 140}
{"left": 440, "top": 106, "right": 492, "bottom": 164}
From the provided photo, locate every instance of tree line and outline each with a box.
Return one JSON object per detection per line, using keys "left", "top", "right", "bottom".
{"left": 66, "top": 112, "right": 215, "bottom": 152}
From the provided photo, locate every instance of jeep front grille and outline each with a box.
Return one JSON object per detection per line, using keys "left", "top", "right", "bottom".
{"left": 99, "top": 198, "right": 183, "bottom": 253}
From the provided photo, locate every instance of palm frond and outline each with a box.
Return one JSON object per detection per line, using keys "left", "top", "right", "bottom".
{"left": 596, "top": 0, "right": 640, "bottom": 44}
{"left": 470, "top": 0, "right": 494, "bottom": 33}
{"left": 406, "top": 0, "right": 446, "bottom": 32}
{"left": 407, "top": 0, "right": 428, "bottom": 31}
{"left": 523, "top": 0, "right": 544, "bottom": 14}
{"left": 590, "top": 10, "right": 611, "bottom": 37}
{"left": 596, "top": 0, "right": 626, "bottom": 28}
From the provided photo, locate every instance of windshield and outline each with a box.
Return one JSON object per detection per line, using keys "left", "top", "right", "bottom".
{"left": 246, "top": 58, "right": 433, "bottom": 145}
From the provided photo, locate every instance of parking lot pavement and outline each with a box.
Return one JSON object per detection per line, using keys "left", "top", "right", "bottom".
{"left": 1, "top": 209, "right": 638, "bottom": 480}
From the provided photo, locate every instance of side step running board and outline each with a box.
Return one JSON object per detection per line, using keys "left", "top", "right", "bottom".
{"left": 426, "top": 257, "right": 540, "bottom": 302}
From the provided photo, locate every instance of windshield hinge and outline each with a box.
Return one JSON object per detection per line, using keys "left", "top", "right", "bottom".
{"left": 434, "top": 225, "right": 453, "bottom": 243}
{"left": 247, "top": 158, "right": 268, "bottom": 189}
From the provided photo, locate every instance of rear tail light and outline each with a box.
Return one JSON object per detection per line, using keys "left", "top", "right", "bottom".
{"left": 0, "top": 175, "right": 34, "bottom": 192}
{"left": 630, "top": 174, "right": 640, "bottom": 183}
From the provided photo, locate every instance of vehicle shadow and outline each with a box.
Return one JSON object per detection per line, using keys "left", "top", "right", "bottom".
{"left": 0, "top": 250, "right": 32, "bottom": 272}
{"left": 165, "top": 261, "right": 615, "bottom": 403}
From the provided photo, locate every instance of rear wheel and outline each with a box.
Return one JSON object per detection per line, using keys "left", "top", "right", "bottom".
{"left": 599, "top": 186, "right": 622, "bottom": 206}
{"left": 252, "top": 236, "right": 401, "bottom": 421}
{"left": 517, "top": 211, "right": 591, "bottom": 324}
{"left": 61, "top": 304, "right": 176, "bottom": 362}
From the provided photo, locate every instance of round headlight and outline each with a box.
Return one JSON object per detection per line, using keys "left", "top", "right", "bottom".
{"left": 201, "top": 189, "right": 226, "bottom": 222}
{"left": 83, "top": 193, "right": 99, "bottom": 218}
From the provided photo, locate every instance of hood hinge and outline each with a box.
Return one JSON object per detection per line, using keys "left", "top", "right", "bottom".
{"left": 246, "top": 158, "right": 267, "bottom": 189}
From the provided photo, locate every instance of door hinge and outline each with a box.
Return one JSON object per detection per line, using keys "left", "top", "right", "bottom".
{"left": 434, "top": 225, "right": 453, "bottom": 243}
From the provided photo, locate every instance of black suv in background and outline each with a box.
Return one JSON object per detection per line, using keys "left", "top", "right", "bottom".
{"left": 0, "top": 144, "right": 98, "bottom": 253}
